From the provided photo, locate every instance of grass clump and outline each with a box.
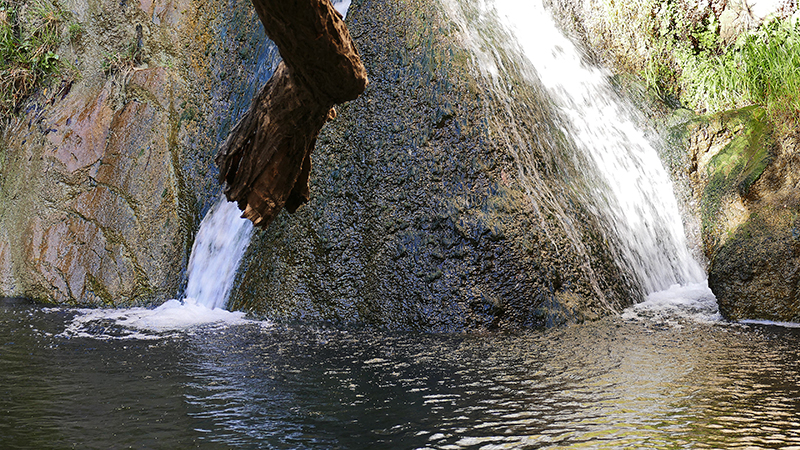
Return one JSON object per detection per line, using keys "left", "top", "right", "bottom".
{"left": 1, "top": 0, "right": 73, "bottom": 115}
{"left": 678, "top": 18, "right": 800, "bottom": 127}
{"left": 101, "top": 41, "right": 140, "bottom": 75}
{"left": 585, "top": 0, "right": 799, "bottom": 130}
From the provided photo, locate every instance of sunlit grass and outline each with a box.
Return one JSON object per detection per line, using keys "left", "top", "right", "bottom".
{"left": 678, "top": 19, "right": 800, "bottom": 128}
{"left": 0, "top": 0, "right": 72, "bottom": 115}
{"left": 584, "top": 0, "right": 799, "bottom": 132}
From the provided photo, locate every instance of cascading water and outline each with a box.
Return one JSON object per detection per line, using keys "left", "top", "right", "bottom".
{"left": 57, "top": 197, "right": 253, "bottom": 339}
{"left": 441, "top": 0, "right": 709, "bottom": 299}
{"left": 184, "top": 196, "right": 254, "bottom": 309}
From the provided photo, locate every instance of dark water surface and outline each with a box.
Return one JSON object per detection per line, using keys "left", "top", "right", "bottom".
{"left": 1, "top": 297, "right": 799, "bottom": 449}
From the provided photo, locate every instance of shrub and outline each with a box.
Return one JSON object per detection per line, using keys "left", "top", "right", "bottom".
{"left": 678, "top": 18, "right": 800, "bottom": 126}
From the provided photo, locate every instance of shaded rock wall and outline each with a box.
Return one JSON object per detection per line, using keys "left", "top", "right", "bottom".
{"left": 227, "top": 0, "right": 639, "bottom": 330}
{"left": 0, "top": 0, "right": 272, "bottom": 305}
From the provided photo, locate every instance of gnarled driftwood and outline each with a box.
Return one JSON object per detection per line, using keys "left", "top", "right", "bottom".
{"left": 216, "top": 0, "right": 367, "bottom": 228}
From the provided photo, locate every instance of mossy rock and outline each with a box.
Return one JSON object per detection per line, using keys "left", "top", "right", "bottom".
{"left": 698, "top": 106, "right": 775, "bottom": 254}
{"left": 678, "top": 105, "right": 800, "bottom": 322}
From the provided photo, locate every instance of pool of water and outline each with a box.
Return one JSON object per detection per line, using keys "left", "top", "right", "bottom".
{"left": 2, "top": 296, "right": 799, "bottom": 449}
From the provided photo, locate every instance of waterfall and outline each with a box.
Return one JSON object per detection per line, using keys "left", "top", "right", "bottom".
{"left": 180, "top": 0, "right": 354, "bottom": 310}
{"left": 442, "top": 0, "right": 706, "bottom": 294}
{"left": 184, "top": 196, "right": 254, "bottom": 309}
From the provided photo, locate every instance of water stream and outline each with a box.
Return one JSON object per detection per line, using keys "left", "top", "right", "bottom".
{"left": 184, "top": 197, "right": 254, "bottom": 310}
{"left": 441, "top": 0, "right": 706, "bottom": 295}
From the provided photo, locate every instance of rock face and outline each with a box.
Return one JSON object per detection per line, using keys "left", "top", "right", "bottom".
{"left": 227, "top": 0, "right": 639, "bottom": 330}
{"left": 0, "top": 0, "right": 273, "bottom": 305}
{"left": 680, "top": 108, "right": 800, "bottom": 321}
{"left": 2, "top": 0, "right": 641, "bottom": 329}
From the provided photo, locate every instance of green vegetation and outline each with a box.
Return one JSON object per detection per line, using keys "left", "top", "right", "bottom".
{"left": 0, "top": 0, "right": 74, "bottom": 115}
{"left": 101, "top": 40, "right": 140, "bottom": 75}
{"left": 589, "top": 0, "right": 799, "bottom": 131}
{"left": 699, "top": 106, "right": 774, "bottom": 249}
{"left": 678, "top": 19, "right": 800, "bottom": 127}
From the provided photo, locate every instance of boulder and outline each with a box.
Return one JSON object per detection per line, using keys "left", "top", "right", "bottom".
{"left": 679, "top": 106, "right": 800, "bottom": 321}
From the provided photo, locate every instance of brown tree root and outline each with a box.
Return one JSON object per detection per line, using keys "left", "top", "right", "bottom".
{"left": 216, "top": 0, "right": 367, "bottom": 228}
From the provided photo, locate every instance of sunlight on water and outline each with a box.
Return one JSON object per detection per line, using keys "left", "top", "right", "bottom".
{"left": 740, "top": 319, "right": 800, "bottom": 328}
{"left": 3, "top": 297, "right": 800, "bottom": 450}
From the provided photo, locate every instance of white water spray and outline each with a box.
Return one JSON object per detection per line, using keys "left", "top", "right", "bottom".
{"left": 184, "top": 197, "right": 254, "bottom": 309}
{"left": 442, "top": 0, "right": 707, "bottom": 295}
{"left": 57, "top": 197, "right": 254, "bottom": 339}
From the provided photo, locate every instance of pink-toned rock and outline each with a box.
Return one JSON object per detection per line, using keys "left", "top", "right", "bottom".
{"left": 140, "top": 0, "right": 182, "bottom": 25}
{"left": 0, "top": 0, "right": 269, "bottom": 307}
{"left": 46, "top": 83, "right": 114, "bottom": 174}
{"left": 128, "top": 67, "right": 171, "bottom": 109}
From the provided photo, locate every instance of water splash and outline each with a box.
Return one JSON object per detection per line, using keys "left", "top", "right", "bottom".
{"left": 184, "top": 196, "right": 254, "bottom": 309}
{"left": 55, "top": 300, "right": 250, "bottom": 340}
{"left": 56, "top": 198, "right": 254, "bottom": 340}
{"left": 622, "top": 281, "right": 721, "bottom": 326}
{"left": 56, "top": 197, "right": 255, "bottom": 340}
{"left": 442, "top": 0, "right": 706, "bottom": 294}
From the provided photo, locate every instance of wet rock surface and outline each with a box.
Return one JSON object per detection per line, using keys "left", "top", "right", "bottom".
{"left": 228, "top": 0, "right": 638, "bottom": 330}
{"left": 676, "top": 107, "right": 800, "bottom": 321}
{"left": 3, "top": 0, "right": 641, "bottom": 329}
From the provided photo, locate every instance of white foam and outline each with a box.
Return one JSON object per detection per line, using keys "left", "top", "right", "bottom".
{"left": 56, "top": 298, "right": 252, "bottom": 340}
{"left": 622, "top": 281, "right": 721, "bottom": 324}
{"left": 739, "top": 319, "right": 800, "bottom": 329}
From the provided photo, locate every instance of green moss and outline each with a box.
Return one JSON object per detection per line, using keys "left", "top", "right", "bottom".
{"left": 701, "top": 106, "right": 774, "bottom": 244}
{"left": 86, "top": 273, "right": 115, "bottom": 306}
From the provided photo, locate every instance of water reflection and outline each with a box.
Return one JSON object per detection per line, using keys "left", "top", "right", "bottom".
{"left": 2, "top": 298, "right": 799, "bottom": 449}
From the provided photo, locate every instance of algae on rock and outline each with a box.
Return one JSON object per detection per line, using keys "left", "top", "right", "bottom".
{"left": 672, "top": 105, "right": 800, "bottom": 321}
